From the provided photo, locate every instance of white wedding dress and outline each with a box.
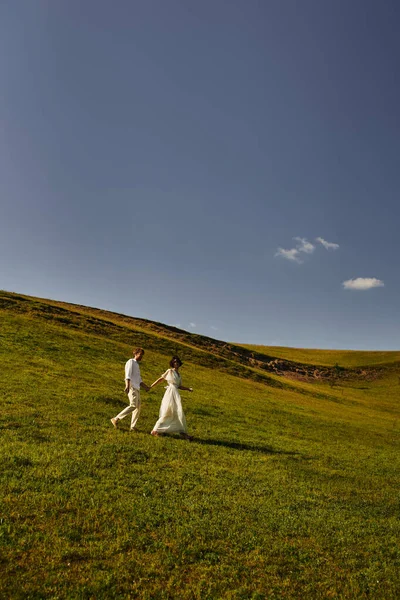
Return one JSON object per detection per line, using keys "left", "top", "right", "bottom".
{"left": 152, "top": 369, "right": 187, "bottom": 433}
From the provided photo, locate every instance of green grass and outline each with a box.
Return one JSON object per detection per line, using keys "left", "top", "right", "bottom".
{"left": 1, "top": 291, "right": 400, "bottom": 599}
{"left": 238, "top": 344, "right": 400, "bottom": 368}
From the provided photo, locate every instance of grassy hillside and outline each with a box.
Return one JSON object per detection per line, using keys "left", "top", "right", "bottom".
{"left": 239, "top": 344, "right": 400, "bottom": 368}
{"left": 1, "top": 291, "right": 400, "bottom": 599}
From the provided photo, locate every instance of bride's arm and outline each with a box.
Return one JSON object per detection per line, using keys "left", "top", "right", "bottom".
{"left": 150, "top": 377, "right": 165, "bottom": 389}
{"left": 179, "top": 385, "right": 193, "bottom": 392}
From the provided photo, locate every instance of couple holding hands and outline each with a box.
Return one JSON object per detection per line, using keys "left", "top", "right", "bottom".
{"left": 110, "top": 347, "right": 194, "bottom": 440}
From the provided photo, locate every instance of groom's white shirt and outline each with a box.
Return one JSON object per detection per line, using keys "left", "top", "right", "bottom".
{"left": 125, "top": 358, "right": 142, "bottom": 390}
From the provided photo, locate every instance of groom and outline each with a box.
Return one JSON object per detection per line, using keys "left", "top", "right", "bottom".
{"left": 110, "top": 347, "right": 150, "bottom": 431}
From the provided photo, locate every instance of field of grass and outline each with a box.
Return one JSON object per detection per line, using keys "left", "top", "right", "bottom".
{"left": 239, "top": 344, "right": 400, "bottom": 368}
{"left": 1, "top": 291, "right": 400, "bottom": 599}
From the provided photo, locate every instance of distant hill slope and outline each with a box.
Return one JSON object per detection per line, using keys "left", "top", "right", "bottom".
{"left": 239, "top": 344, "right": 400, "bottom": 368}
{"left": 1, "top": 290, "right": 398, "bottom": 387}
{"left": 0, "top": 290, "right": 283, "bottom": 389}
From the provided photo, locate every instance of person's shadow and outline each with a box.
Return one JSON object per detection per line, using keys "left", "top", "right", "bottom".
{"left": 189, "top": 436, "right": 309, "bottom": 458}
{"left": 99, "top": 396, "right": 312, "bottom": 460}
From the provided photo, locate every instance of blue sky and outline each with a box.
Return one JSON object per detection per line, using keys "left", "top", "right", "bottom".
{"left": 1, "top": 0, "right": 399, "bottom": 349}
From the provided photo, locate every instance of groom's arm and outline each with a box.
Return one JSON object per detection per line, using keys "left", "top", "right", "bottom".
{"left": 124, "top": 360, "right": 132, "bottom": 393}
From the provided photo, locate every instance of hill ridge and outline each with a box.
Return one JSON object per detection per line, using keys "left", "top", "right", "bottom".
{"left": 1, "top": 290, "right": 398, "bottom": 387}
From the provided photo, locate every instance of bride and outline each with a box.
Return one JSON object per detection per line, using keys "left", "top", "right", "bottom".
{"left": 150, "top": 356, "right": 193, "bottom": 440}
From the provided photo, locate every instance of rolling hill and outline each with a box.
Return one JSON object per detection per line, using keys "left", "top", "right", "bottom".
{"left": 1, "top": 290, "right": 400, "bottom": 599}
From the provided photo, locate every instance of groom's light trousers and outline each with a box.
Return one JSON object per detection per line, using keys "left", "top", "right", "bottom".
{"left": 115, "top": 387, "right": 141, "bottom": 430}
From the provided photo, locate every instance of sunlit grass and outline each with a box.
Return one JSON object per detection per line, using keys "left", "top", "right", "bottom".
{"left": 1, "top": 291, "right": 400, "bottom": 599}
{"left": 239, "top": 344, "right": 400, "bottom": 367}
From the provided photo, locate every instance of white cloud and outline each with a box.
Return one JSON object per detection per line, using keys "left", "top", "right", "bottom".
{"left": 210, "top": 325, "right": 218, "bottom": 331}
{"left": 274, "top": 237, "right": 316, "bottom": 263}
{"left": 342, "top": 277, "right": 384, "bottom": 291}
{"left": 189, "top": 322, "right": 196, "bottom": 328}
{"left": 274, "top": 247, "right": 302, "bottom": 263}
{"left": 294, "top": 237, "right": 315, "bottom": 254}
{"left": 316, "top": 237, "right": 340, "bottom": 251}
{"left": 274, "top": 235, "right": 342, "bottom": 264}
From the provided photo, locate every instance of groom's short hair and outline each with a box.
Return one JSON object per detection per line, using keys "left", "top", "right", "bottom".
{"left": 133, "top": 347, "right": 144, "bottom": 356}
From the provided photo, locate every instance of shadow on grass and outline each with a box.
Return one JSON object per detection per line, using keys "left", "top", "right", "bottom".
{"left": 190, "top": 436, "right": 307, "bottom": 457}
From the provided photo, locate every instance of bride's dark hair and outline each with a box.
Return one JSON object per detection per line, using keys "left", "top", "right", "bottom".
{"left": 170, "top": 356, "right": 182, "bottom": 367}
